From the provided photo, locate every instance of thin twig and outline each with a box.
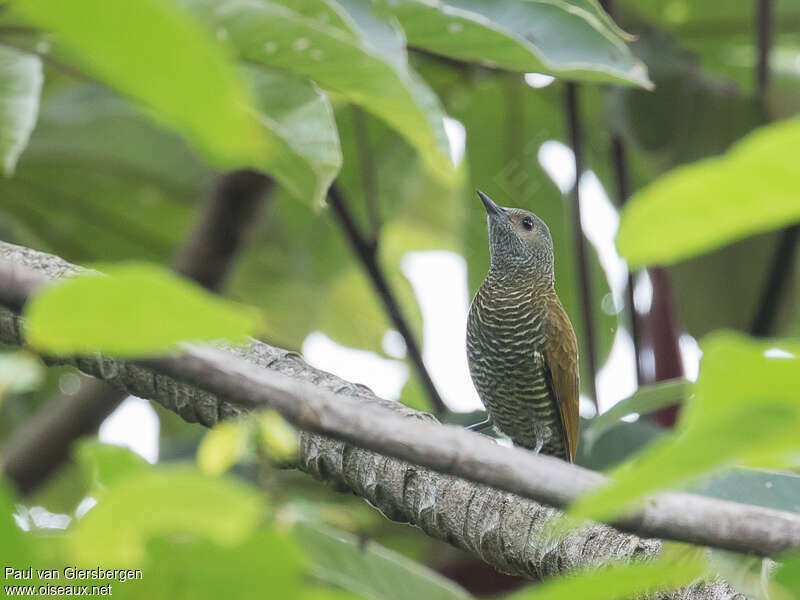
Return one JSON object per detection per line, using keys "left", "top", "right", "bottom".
{"left": 327, "top": 184, "right": 447, "bottom": 416}
{"left": 609, "top": 137, "right": 643, "bottom": 385}
{"left": 564, "top": 83, "right": 599, "bottom": 410}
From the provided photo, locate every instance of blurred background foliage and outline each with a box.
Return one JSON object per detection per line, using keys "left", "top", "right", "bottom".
{"left": 2, "top": 0, "right": 800, "bottom": 598}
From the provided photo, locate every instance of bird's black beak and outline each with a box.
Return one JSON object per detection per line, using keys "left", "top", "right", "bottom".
{"left": 477, "top": 190, "right": 506, "bottom": 220}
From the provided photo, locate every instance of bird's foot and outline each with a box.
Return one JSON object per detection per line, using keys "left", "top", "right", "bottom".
{"left": 466, "top": 416, "right": 492, "bottom": 432}
{"left": 532, "top": 422, "right": 551, "bottom": 455}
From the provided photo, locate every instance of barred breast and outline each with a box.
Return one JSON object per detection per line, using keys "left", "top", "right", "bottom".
{"left": 466, "top": 277, "right": 569, "bottom": 460}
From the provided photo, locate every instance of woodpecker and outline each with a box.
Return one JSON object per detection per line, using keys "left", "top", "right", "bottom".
{"left": 466, "top": 191, "right": 579, "bottom": 462}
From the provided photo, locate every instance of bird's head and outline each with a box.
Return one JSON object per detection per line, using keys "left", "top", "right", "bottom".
{"left": 478, "top": 190, "right": 554, "bottom": 285}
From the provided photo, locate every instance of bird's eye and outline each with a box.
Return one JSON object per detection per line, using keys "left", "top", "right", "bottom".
{"left": 521, "top": 216, "right": 533, "bottom": 231}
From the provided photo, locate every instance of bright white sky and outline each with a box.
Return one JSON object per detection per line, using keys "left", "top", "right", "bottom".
{"left": 99, "top": 74, "right": 704, "bottom": 462}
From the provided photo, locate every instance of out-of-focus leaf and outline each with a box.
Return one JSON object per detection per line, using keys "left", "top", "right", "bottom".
{"left": 67, "top": 467, "right": 262, "bottom": 565}
{"left": 606, "top": 32, "right": 764, "bottom": 171}
{"left": 0, "top": 46, "right": 42, "bottom": 175}
{"left": 197, "top": 420, "right": 250, "bottom": 476}
{"left": 584, "top": 379, "right": 687, "bottom": 449}
{"left": 183, "top": 0, "right": 455, "bottom": 182}
{"left": 24, "top": 263, "right": 260, "bottom": 357}
{"left": 113, "top": 530, "right": 305, "bottom": 600}
{"left": 617, "top": 117, "right": 800, "bottom": 268}
{"left": 0, "top": 351, "right": 44, "bottom": 397}
{"left": 75, "top": 440, "right": 149, "bottom": 493}
{"left": 389, "top": 0, "right": 651, "bottom": 88}
{"left": 689, "top": 468, "right": 800, "bottom": 514}
{"left": 258, "top": 411, "right": 299, "bottom": 462}
{"left": 246, "top": 68, "right": 341, "bottom": 205}
{"left": 576, "top": 418, "right": 665, "bottom": 471}
{"left": 570, "top": 332, "right": 800, "bottom": 523}
{"left": 507, "top": 556, "right": 707, "bottom": 600}
{"left": 0, "top": 482, "right": 33, "bottom": 565}
{"left": 0, "top": 83, "right": 203, "bottom": 263}
{"left": 16, "top": 0, "right": 265, "bottom": 169}
{"left": 775, "top": 554, "right": 800, "bottom": 600}
{"left": 294, "top": 520, "right": 472, "bottom": 600}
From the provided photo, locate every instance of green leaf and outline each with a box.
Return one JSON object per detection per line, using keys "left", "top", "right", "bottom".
{"left": 584, "top": 379, "right": 687, "bottom": 449}
{"left": 0, "top": 83, "right": 203, "bottom": 263}
{"left": 24, "top": 263, "right": 261, "bottom": 357}
{"left": 0, "top": 46, "right": 42, "bottom": 175}
{"left": 775, "top": 554, "right": 800, "bottom": 600}
{"left": 197, "top": 420, "right": 251, "bottom": 476}
{"left": 247, "top": 68, "right": 341, "bottom": 205}
{"left": 388, "top": 0, "right": 651, "bottom": 88}
{"left": 113, "top": 530, "right": 306, "bottom": 600}
{"left": 508, "top": 557, "right": 706, "bottom": 600}
{"left": 294, "top": 521, "right": 472, "bottom": 600}
{"left": 569, "top": 332, "right": 800, "bottom": 523}
{"left": 689, "top": 468, "right": 800, "bottom": 514}
{"left": 0, "top": 351, "right": 44, "bottom": 397}
{"left": 75, "top": 440, "right": 149, "bottom": 493}
{"left": 66, "top": 467, "right": 263, "bottom": 565}
{"left": 617, "top": 117, "right": 800, "bottom": 268}
{"left": 257, "top": 411, "right": 299, "bottom": 462}
{"left": 15, "top": 0, "right": 266, "bottom": 168}
{"left": 576, "top": 418, "right": 665, "bottom": 471}
{"left": 183, "top": 0, "right": 455, "bottom": 183}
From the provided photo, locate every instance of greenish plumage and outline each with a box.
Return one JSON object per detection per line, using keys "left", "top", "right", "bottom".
{"left": 466, "top": 191, "right": 579, "bottom": 462}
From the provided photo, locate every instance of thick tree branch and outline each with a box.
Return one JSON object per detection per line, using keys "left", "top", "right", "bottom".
{"left": 0, "top": 172, "right": 272, "bottom": 493}
{"left": 327, "top": 184, "right": 447, "bottom": 415}
{"left": 0, "top": 244, "right": 795, "bottom": 582}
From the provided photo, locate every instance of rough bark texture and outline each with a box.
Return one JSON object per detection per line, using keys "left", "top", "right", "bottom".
{"left": 0, "top": 242, "right": 747, "bottom": 599}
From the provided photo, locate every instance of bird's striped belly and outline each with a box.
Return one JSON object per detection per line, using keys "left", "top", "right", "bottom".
{"left": 466, "top": 291, "right": 568, "bottom": 459}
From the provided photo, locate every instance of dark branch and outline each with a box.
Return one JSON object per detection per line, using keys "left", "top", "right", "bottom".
{"left": 327, "top": 184, "right": 447, "bottom": 415}
{"left": 750, "top": 225, "right": 799, "bottom": 336}
{"left": 563, "top": 83, "right": 599, "bottom": 409}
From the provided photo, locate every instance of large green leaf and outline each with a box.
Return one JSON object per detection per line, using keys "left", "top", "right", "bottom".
{"left": 0, "top": 46, "right": 42, "bottom": 175}
{"left": 617, "top": 117, "right": 800, "bottom": 268}
{"left": 569, "top": 332, "right": 800, "bottom": 523}
{"left": 294, "top": 521, "right": 472, "bottom": 600}
{"left": 16, "top": 0, "right": 266, "bottom": 169}
{"left": 182, "top": 0, "right": 455, "bottom": 182}
{"left": 388, "top": 0, "right": 651, "bottom": 88}
{"left": 246, "top": 68, "right": 341, "bottom": 205}
{"left": 24, "top": 263, "right": 260, "bottom": 357}
{"left": 66, "top": 467, "right": 263, "bottom": 565}
{"left": 0, "top": 84, "right": 204, "bottom": 263}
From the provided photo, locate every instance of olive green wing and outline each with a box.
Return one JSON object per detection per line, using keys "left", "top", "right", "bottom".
{"left": 543, "top": 296, "right": 580, "bottom": 462}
